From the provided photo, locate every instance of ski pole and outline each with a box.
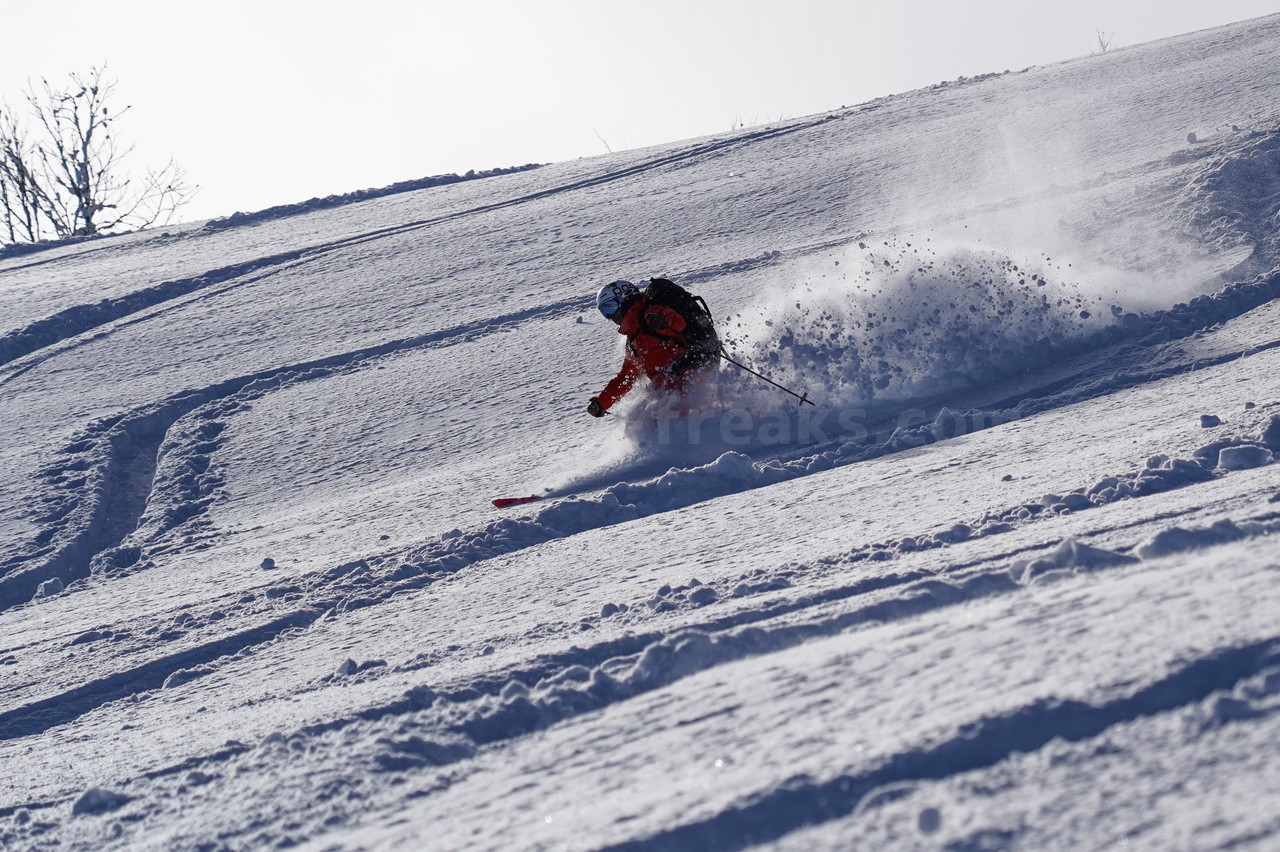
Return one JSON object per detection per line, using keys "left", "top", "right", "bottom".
{"left": 717, "top": 347, "right": 816, "bottom": 406}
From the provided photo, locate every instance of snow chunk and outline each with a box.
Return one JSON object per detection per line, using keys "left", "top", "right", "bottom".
{"left": 1136, "top": 519, "right": 1248, "bottom": 559}
{"left": 936, "top": 523, "right": 973, "bottom": 543}
{"left": 163, "top": 665, "right": 213, "bottom": 689}
{"left": 500, "top": 679, "right": 530, "bottom": 700}
{"left": 731, "top": 576, "right": 793, "bottom": 598}
{"left": 626, "top": 630, "right": 719, "bottom": 690}
{"left": 1013, "top": 538, "right": 1136, "bottom": 584}
{"left": 689, "top": 586, "right": 718, "bottom": 606}
{"left": 1259, "top": 415, "right": 1280, "bottom": 451}
{"left": 72, "top": 788, "right": 131, "bottom": 816}
{"left": 1060, "top": 492, "right": 1093, "bottom": 511}
{"left": 1217, "top": 445, "right": 1273, "bottom": 470}
{"left": 706, "top": 451, "right": 756, "bottom": 482}
{"left": 373, "top": 736, "right": 473, "bottom": 773}
{"left": 1201, "top": 666, "right": 1280, "bottom": 728}
{"left": 35, "top": 577, "right": 64, "bottom": 598}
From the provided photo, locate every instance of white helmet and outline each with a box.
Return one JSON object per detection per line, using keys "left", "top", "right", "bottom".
{"left": 597, "top": 280, "right": 642, "bottom": 322}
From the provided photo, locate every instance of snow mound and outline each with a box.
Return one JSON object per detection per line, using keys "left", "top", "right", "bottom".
{"left": 71, "top": 788, "right": 131, "bottom": 816}
{"left": 1012, "top": 538, "right": 1137, "bottom": 586}
{"left": 1135, "top": 518, "right": 1259, "bottom": 560}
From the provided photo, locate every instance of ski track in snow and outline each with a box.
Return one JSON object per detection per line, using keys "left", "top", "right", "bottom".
{"left": 5, "top": 15, "right": 1280, "bottom": 851}
{"left": 7, "top": 259, "right": 1277, "bottom": 614}
{"left": 599, "top": 641, "right": 1280, "bottom": 852}
{"left": 2, "top": 363, "right": 1276, "bottom": 831}
{"left": 0, "top": 112, "right": 845, "bottom": 377}
{"left": 0, "top": 293, "right": 600, "bottom": 611}
{"left": 4, "top": 210, "right": 1279, "bottom": 613}
{"left": 2, "top": 361, "right": 1278, "bottom": 845}
{"left": 5, "top": 467, "right": 1279, "bottom": 842}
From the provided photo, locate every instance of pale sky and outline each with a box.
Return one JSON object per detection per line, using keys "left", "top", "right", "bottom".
{"left": 2, "top": 0, "right": 1276, "bottom": 223}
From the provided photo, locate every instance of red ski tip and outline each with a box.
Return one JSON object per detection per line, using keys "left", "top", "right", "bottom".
{"left": 492, "top": 495, "right": 543, "bottom": 508}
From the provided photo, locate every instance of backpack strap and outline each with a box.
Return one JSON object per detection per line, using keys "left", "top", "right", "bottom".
{"left": 692, "top": 295, "right": 713, "bottom": 320}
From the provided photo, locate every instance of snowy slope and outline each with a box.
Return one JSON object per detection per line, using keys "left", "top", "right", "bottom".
{"left": 3, "top": 14, "right": 1280, "bottom": 852}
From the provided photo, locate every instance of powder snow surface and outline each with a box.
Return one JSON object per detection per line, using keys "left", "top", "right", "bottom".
{"left": 3, "top": 14, "right": 1280, "bottom": 852}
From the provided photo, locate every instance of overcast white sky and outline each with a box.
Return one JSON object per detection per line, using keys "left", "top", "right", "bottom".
{"left": 2, "top": 1, "right": 1275, "bottom": 223}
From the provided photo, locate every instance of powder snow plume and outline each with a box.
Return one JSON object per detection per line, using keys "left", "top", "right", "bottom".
{"left": 724, "top": 237, "right": 1124, "bottom": 413}
{"left": 556, "top": 236, "right": 1136, "bottom": 480}
{"left": 555, "top": 226, "right": 1239, "bottom": 484}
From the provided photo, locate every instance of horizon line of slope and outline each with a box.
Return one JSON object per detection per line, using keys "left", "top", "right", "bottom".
{"left": 2, "top": 106, "right": 849, "bottom": 285}
{"left": 0, "top": 129, "right": 817, "bottom": 376}
{"left": 0, "top": 163, "right": 544, "bottom": 267}
{"left": 2, "top": 53, "right": 1031, "bottom": 271}
{"left": 8, "top": 116, "right": 1280, "bottom": 385}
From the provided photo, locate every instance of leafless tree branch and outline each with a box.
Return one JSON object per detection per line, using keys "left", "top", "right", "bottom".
{"left": 0, "top": 66, "right": 194, "bottom": 245}
{"left": 1090, "top": 29, "right": 1115, "bottom": 55}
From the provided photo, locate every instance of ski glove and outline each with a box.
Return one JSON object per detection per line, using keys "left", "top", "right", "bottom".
{"left": 587, "top": 399, "right": 606, "bottom": 418}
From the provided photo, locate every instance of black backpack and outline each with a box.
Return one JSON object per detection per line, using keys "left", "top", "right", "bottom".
{"left": 645, "top": 277, "right": 721, "bottom": 370}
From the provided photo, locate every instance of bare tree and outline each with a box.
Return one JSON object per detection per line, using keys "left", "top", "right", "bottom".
{"left": 0, "top": 108, "right": 51, "bottom": 243}
{"left": 1090, "top": 29, "right": 1115, "bottom": 55}
{"left": 0, "top": 66, "right": 193, "bottom": 244}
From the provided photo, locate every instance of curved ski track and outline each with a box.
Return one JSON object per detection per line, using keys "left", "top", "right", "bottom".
{"left": 1, "top": 287, "right": 1278, "bottom": 846}
{"left": 3, "top": 429, "right": 1279, "bottom": 849}
{"left": 0, "top": 111, "right": 847, "bottom": 378}
{"left": 3, "top": 261, "right": 1279, "bottom": 618}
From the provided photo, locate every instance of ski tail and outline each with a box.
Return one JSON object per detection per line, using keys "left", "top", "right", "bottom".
{"left": 492, "top": 495, "right": 544, "bottom": 509}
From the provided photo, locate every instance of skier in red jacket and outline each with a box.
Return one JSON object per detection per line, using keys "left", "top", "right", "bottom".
{"left": 588, "top": 279, "right": 720, "bottom": 417}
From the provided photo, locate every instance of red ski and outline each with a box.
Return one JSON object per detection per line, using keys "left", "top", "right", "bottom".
{"left": 492, "top": 495, "right": 544, "bottom": 509}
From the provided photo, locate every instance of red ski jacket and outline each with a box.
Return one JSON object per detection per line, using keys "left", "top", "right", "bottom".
{"left": 592, "top": 296, "right": 696, "bottom": 411}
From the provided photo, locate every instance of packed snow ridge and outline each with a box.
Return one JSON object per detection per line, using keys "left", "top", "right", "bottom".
{"left": 3, "top": 13, "right": 1280, "bottom": 852}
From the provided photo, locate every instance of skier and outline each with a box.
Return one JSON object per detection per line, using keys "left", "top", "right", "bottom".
{"left": 587, "top": 278, "right": 721, "bottom": 417}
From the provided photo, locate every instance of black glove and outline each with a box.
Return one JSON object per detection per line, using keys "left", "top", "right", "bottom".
{"left": 587, "top": 399, "right": 606, "bottom": 418}
{"left": 644, "top": 309, "right": 670, "bottom": 331}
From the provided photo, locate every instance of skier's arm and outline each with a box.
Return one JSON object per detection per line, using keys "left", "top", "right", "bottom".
{"left": 592, "top": 352, "right": 643, "bottom": 411}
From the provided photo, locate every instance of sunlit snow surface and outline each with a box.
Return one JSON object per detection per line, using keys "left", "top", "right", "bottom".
{"left": 3, "top": 15, "right": 1280, "bottom": 852}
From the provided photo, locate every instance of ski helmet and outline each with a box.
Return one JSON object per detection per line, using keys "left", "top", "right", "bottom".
{"left": 597, "top": 280, "right": 641, "bottom": 322}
